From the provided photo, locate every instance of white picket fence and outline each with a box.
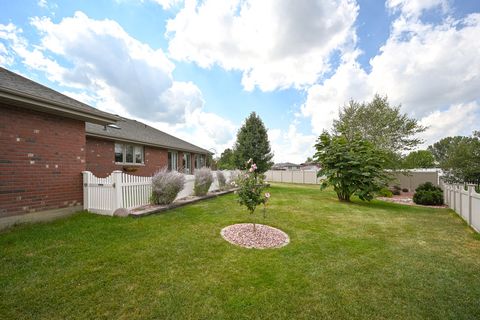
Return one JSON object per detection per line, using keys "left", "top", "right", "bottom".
{"left": 443, "top": 183, "right": 480, "bottom": 232}
{"left": 82, "top": 170, "right": 233, "bottom": 216}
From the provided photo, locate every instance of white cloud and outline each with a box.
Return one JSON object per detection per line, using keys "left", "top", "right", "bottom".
{"left": 386, "top": 0, "right": 449, "bottom": 18}
{"left": 0, "top": 13, "right": 237, "bottom": 153}
{"left": 419, "top": 102, "right": 480, "bottom": 147}
{"left": 151, "top": 0, "right": 183, "bottom": 10}
{"left": 269, "top": 122, "right": 317, "bottom": 163}
{"left": 166, "top": 0, "right": 358, "bottom": 91}
{"left": 37, "top": 0, "right": 48, "bottom": 8}
{"left": 301, "top": 50, "right": 372, "bottom": 134}
{"left": 369, "top": 13, "right": 480, "bottom": 118}
{"left": 28, "top": 12, "right": 190, "bottom": 121}
{"left": 302, "top": 12, "right": 480, "bottom": 145}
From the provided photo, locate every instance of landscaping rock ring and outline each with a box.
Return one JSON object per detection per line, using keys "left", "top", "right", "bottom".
{"left": 220, "top": 223, "right": 290, "bottom": 249}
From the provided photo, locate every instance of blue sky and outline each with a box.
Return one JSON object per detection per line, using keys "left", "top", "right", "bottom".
{"left": 1, "top": 0, "right": 479, "bottom": 163}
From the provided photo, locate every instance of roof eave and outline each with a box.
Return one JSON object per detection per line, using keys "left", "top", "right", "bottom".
{"left": 0, "top": 89, "right": 119, "bottom": 125}
{"left": 86, "top": 132, "right": 211, "bottom": 155}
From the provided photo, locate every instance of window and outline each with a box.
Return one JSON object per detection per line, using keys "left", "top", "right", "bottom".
{"left": 183, "top": 153, "right": 191, "bottom": 174}
{"left": 168, "top": 151, "right": 178, "bottom": 171}
{"left": 115, "top": 144, "right": 124, "bottom": 163}
{"left": 195, "top": 154, "right": 205, "bottom": 169}
{"left": 115, "top": 143, "right": 143, "bottom": 164}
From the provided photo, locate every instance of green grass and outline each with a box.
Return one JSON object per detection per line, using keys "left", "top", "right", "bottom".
{"left": 1, "top": 183, "right": 480, "bottom": 319}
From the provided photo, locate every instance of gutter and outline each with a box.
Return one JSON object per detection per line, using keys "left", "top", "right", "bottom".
{"left": 85, "top": 132, "right": 212, "bottom": 155}
{"left": 0, "top": 87, "right": 119, "bottom": 125}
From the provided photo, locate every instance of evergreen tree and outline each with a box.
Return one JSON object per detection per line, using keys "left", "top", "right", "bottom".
{"left": 234, "top": 112, "right": 274, "bottom": 174}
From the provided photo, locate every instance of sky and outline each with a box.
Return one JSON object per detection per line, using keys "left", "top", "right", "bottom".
{"left": 0, "top": 0, "right": 479, "bottom": 163}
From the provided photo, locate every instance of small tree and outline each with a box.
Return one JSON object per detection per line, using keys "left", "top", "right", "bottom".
{"left": 236, "top": 160, "right": 270, "bottom": 231}
{"left": 234, "top": 112, "right": 274, "bottom": 174}
{"left": 314, "top": 132, "right": 388, "bottom": 202}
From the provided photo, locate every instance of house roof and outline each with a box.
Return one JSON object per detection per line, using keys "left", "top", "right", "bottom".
{"left": 86, "top": 118, "right": 212, "bottom": 155}
{"left": 0, "top": 67, "right": 119, "bottom": 125}
{"left": 273, "top": 162, "right": 300, "bottom": 168}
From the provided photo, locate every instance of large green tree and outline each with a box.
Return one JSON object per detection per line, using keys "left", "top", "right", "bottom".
{"left": 428, "top": 133, "right": 480, "bottom": 183}
{"left": 402, "top": 150, "right": 435, "bottom": 169}
{"left": 314, "top": 132, "right": 388, "bottom": 202}
{"left": 333, "top": 95, "right": 426, "bottom": 166}
{"left": 217, "top": 148, "right": 237, "bottom": 170}
{"left": 234, "top": 112, "right": 274, "bottom": 174}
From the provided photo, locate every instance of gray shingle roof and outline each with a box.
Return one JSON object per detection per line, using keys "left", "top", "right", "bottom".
{"left": 86, "top": 118, "right": 212, "bottom": 154}
{"left": 0, "top": 67, "right": 209, "bottom": 154}
{"left": 0, "top": 67, "right": 118, "bottom": 124}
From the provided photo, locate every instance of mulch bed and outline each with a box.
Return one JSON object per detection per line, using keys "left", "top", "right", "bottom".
{"left": 377, "top": 193, "right": 447, "bottom": 209}
{"left": 220, "top": 223, "right": 290, "bottom": 249}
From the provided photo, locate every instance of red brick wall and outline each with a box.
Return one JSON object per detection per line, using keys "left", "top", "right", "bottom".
{"left": 0, "top": 104, "right": 86, "bottom": 218}
{"left": 85, "top": 137, "right": 168, "bottom": 177}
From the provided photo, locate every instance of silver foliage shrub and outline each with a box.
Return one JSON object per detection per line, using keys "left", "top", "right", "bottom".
{"left": 151, "top": 168, "right": 185, "bottom": 205}
{"left": 194, "top": 167, "right": 213, "bottom": 196}
{"left": 216, "top": 170, "right": 226, "bottom": 190}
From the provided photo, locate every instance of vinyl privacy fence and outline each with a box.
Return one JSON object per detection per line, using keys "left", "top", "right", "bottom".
{"left": 264, "top": 170, "right": 321, "bottom": 184}
{"left": 443, "top": 183, "right": 480, "bottom": 232}
{"left": 83, "top": 170, "right": 233, "bottom": 216}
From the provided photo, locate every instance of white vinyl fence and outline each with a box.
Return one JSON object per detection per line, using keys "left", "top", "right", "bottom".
{"left": 264, "top": 170, "right": 320, "bottom": 184}
{"left": 443, "top": 183, "right": 480, "bottom": 232}
{"left": 83, "top": 170, "right": 234, "bottom": 216}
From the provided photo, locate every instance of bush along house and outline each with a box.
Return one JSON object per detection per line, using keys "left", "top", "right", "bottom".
{"left": 0, "top": 67, "right": 211, "bottom": 228}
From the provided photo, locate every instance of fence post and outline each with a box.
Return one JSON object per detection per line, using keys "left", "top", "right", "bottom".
{"left": 453, "top": 184, "right": 456, "bottom": 211}
{"left": 459, "top": 184, "right": 463, "bottom": 219}
{"left": 82, "top": 171, "right": 91, "bottom": 211}
{"left": 112, "top": 170, "right": 123, "bottom": 212}
{"left": 467, "top": 184, "right": 475, "bottom": 226}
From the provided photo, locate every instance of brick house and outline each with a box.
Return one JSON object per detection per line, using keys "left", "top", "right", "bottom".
{"left": 85, "top": 117, "right": 210, "bottom": 178}
{"left": 0, "top": 67, "right": 211, "bottom": 228}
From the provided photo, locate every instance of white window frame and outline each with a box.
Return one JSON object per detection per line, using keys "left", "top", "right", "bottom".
{"left": 183, "top": 153, "right": 191, "bottom": 174}
{"left": 115, "top": 142, "right": 144, "bottom": 165}
{"left": 195, "top": 154, "right": 206, "bottom": 169}
{"left": 168, "top": 151, "right": 178, "bottom": 171}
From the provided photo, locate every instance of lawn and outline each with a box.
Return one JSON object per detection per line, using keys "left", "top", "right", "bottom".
{"left": 1, "top": 183, "right": 480, "bottom": 319}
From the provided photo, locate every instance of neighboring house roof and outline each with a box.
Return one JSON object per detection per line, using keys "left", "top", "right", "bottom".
{"left": 86, "top": 118, "right": 212, "bottom": 155}
{"left": 272, "top": 162, "right": 300, "bottom": 169}
{"left": 0, "top": 67, "right": 119, "bottom": 125}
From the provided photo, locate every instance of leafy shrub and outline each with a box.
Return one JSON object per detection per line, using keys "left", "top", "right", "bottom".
{"left": 377, "top": 188, "right": 393, "bottom": 198}
{"left": 150, "top": 168, "right": 185, "bottom": 205}
{"left": 402, "top": 188, "right": 409, "bottom": 192}
{"left": 314, "top": 133, "right": 388, "bottom": 202}
{"left": 413, "top": 182, "right": 443, "bottom": 205}
{"left": 194, "top": 167, "right": 213, "bottom": 196}
{"left": 216, "top": 171, "right": 226, "bottom": 190}
{"left": 415, "top": 182, "right": 442, "bottom": 193}
{"left": 413, "top": 190, "right": 444, "bottom": 205}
